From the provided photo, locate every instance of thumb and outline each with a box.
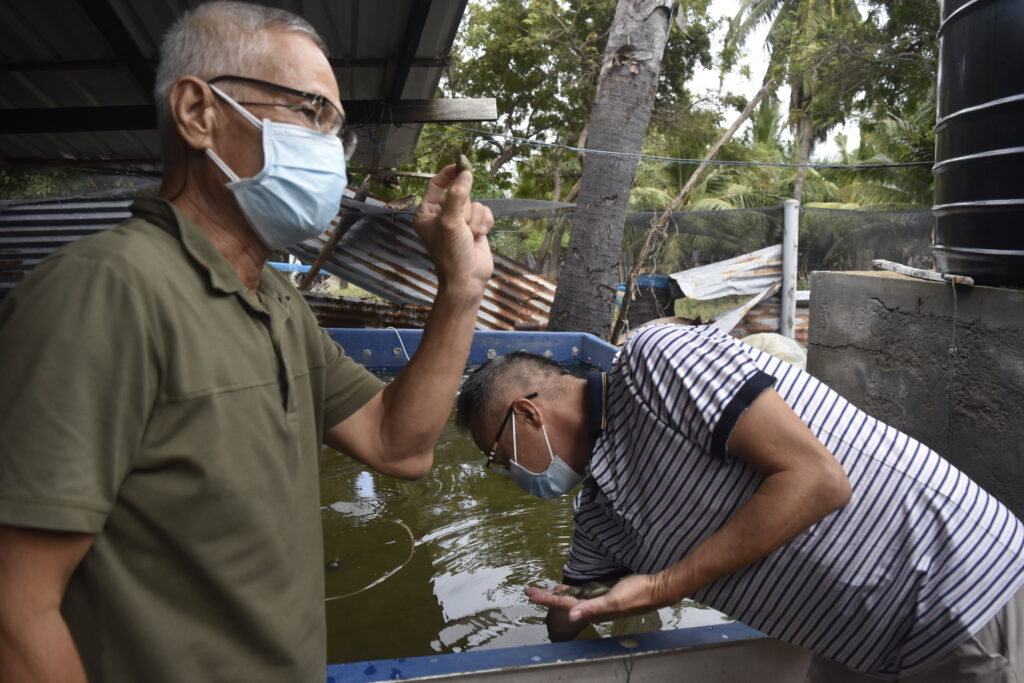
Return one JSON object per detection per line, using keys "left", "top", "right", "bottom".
{"left": 568, "top": 595, "right": 607, "bottom": 622}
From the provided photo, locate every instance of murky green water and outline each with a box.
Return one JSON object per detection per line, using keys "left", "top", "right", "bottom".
{"left": 320, "top": 412, "right": 731, "bottom": 665}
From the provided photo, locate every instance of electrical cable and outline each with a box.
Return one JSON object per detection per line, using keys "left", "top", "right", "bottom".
{"left": 423, "top": 125, "right": 935, "bottom": 171}
{"left": 324, "top": 518, "right": 416, "bottom": 602}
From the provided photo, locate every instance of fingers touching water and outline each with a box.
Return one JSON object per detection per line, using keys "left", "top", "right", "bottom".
{"left": 526, "top": 574, "right": 664, "bottom": 624}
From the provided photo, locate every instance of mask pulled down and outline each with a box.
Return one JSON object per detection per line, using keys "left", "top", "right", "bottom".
{"left": 507, "top": 415, "right": 585, "bottom": 499}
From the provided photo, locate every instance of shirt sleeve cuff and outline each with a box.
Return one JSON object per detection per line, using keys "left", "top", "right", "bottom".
{"left": 0, "top": 496, "right": 108, "bottom": 533}
{"left": 709, "top": 370, "right": 776, "bottom": 459}
{"left": 322, "top": 377, "right": 385, "bottom": 430}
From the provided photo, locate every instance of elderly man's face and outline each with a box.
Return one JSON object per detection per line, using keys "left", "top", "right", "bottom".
{"left": 209, "top": 29, "right": 344, "bottom": 181}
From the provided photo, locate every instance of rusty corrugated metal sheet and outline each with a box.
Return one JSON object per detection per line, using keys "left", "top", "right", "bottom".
{"left": 290, "top": 200, "right": 555, "bottom": 331}
{"left": 731, "top": 295, "right": 810, "bottom": 346}
{"left": 301, "top": 292, "right": 431, "bottom": 329}
{"left": 0, "top": 197, "right": 133, "bottom": 298}
{"left": 0, "top": 194, "right": 556, "bottom": 331}
{"left": 669, "top": 244, "right": 782, "bottom": 300}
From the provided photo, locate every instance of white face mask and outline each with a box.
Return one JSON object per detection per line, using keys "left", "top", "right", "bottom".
{"left": 205, "top": 84, "right": 348, "bottom": 250}
{"left": 508, "top": 414, "right": 585, "bottom": 499}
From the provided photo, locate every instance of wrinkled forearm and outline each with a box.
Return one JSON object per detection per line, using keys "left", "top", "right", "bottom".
{"left": 653, "top": 466, "right": 850, "bottom": 606}
{"left": 375, "top": 283, "right": 483, "bottom": 476}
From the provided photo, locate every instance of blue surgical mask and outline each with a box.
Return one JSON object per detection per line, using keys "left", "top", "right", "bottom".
{"left": 205, "top": 84, "right": 347, "bottom": 250}
{"left": 508, "top": 414, "right": 585, "bottom": 499}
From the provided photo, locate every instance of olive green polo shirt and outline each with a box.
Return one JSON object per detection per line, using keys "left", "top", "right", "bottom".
{"left": 0, "top": 198, "right": 383, "bottom": 682}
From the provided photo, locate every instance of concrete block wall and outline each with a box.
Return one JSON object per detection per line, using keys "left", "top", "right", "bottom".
{"left": 807, "top": 271, "right": 1024, "bottom": 518}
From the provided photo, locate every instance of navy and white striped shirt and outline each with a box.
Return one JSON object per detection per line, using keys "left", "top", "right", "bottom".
{"left": 566, "top": 324, "right": 1024, "bottom": 679}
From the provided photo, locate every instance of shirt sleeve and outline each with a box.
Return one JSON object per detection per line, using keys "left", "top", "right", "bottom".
{"left": 318, "top": 328, "right": 385, "bottom": 429}
{"left": 620, "top": 324, "right": 776, "bottom": 458}
{"left": 0, "top": 254, "right": 158, "bottom": 533}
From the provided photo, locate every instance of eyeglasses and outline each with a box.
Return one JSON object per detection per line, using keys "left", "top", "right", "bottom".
{"left": 486, "top": 392, "right": 538, "bottom": 470}
{"left": 208, "top": 74, "right": 346, "bottom": 137}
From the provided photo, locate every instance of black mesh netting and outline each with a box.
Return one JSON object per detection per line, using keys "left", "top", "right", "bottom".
{"left": 485, "top": 203, "right": 935, "bottom": 277}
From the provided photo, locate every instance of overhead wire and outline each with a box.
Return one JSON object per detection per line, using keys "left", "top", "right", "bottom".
{"left": 421, "top": 124, "right": 934, "bottom": 171}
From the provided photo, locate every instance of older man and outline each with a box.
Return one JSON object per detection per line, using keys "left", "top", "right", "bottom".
{"left": 0, "top": 2, "right": 493, "bottom": 681}
{"left": 456, "top": 324, "right": 1024, "bottom": 682}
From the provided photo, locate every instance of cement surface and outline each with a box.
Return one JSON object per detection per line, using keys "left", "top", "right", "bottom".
{"left": 807, "top": 271, "right": 1024, "bottom": 518}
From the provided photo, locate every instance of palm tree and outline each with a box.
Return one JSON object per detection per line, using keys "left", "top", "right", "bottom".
{"left": 726, "top": 0, "right": 867, "bottom": 202}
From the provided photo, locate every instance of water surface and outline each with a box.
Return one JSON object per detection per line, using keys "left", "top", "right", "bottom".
{"left": 321, "top": 413, "right": 730, "bottom": 664}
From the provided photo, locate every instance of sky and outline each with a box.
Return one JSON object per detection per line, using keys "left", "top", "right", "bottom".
{"left": 687, "top": 0, "right": 861, "bottom": 158}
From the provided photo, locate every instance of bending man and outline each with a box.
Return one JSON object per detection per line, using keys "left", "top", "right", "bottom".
{"left": 457, "top": 324, "right": 1024, "bottom": 681}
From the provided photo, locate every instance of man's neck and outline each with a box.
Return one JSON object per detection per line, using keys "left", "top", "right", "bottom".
{"left": 163, "top": 184, "right": 270, "bottom": 295}
{"left": 564, "top": 376, "right": 593, "bottom": 471}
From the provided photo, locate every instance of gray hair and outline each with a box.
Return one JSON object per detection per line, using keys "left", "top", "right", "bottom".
{"left": 154, "top": 1, "right": 327, "bottom": 129}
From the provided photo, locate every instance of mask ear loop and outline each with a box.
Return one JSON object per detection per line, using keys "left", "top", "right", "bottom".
{"left": 205, "top": 83, "right": 265, "bottom": 183}
{"left": 208, "top": 83, "right": 264, "bottom": 129}
{"left": 510, "top": 413, "right": 518, "bottom": 465}
{"left": 539, "top": 424, "right": 556, "bottom": 464}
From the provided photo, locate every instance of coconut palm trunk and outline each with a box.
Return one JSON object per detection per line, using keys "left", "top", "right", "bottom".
{"left": 547, "top": 0, "right": 675, "bottom": 336}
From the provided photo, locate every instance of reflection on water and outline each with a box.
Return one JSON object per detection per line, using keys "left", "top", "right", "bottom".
{"left": 321, "top": 415, "right": 730, "bottom": 664}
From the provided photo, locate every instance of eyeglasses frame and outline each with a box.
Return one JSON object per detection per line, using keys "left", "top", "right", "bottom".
{"left": 486, "top": 392, "right": 539, "bottom": 470}
{"left": 207, "top": 74, "right": 346, "bottom": 136}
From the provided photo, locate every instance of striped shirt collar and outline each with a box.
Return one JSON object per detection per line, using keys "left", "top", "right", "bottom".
{"left": 586, "top": 371, "right": 608, "bottom": 454}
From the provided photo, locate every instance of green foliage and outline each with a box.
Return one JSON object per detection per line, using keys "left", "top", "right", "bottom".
{"left": 0, "top": 168, "right": 156, "bottom": 201}
{"left": 390, "top": 0, "right": 939, "bottom": 276}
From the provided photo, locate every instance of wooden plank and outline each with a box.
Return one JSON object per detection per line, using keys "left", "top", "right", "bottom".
{"left": 0, "top": 98, "right": 497, "bottom": 134}
{"left": 342, "top": 98, "right": 497, "bottom": 124}
{"left": 871, "top": 259, "right": 975, "bottom": 286}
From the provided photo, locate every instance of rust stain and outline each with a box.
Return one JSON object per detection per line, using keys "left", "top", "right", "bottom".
{"left": 290, "top": 210, "right": 557, "bottom": 331}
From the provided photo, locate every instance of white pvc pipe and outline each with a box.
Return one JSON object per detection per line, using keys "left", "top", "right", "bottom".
{"left": 781, "top": 199, "right": 799, "bottom": 339}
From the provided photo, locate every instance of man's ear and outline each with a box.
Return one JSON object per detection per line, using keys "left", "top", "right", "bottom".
{"left": 168, "top": 76, "right": 217, "bottom": 152}
{"left": 515, "top": 396, "right": 544, "bottom": 428}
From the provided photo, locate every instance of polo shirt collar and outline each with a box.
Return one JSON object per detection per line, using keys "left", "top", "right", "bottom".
{"left": 130, "top": 197, "right": 267, "bottom": 309}
{"left": 586, "top": 371, "right": 608, "bottom": 453}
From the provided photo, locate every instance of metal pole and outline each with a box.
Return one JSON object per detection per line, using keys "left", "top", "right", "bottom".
{"left": 781, "top": 199, "right": 799, "bottom": 338}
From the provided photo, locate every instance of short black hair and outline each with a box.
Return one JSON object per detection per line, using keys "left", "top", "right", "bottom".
{"left": 456, "top": 351, "right": 570, "bottom": 431}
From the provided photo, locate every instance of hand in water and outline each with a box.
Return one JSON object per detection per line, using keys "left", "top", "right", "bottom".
{"left": 411, "top": 165, "right": 494, "bottom": 295}
{"left": 526, "top": 574, "right": 664, "bottom": 623}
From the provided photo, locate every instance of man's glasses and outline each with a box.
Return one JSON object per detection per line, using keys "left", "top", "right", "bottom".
{"left": 486, "top": 392, "right": 538, "bottom": 470}
{"left": 208, "top": 74, "right": 346, "bottom": 137}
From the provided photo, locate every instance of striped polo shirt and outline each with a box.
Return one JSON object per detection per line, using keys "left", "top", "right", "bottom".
{"left": 565, "top": 324, "right": 1024, "bottom": 679}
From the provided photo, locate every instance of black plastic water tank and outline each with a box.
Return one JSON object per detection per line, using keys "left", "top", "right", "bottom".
{"left": 933, "top": 0, "right": 1024, "bottom": 286}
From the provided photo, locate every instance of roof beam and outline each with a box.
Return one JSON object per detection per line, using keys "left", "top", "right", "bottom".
{"left": 388, "top": 1, "right": 434, "bottom": 102}
{"left": 0, "top": 105, "right": 156, "bottom": 133}
{"left": 0, "top": 57, "right": 453, "bottom": 74}
{"left": 6, "top": 157, "right": 160, "bottom": 169}
{"left": 345, "top": 98, "right": 497, "bottom": 125}
{"left": 75, "top": 0, "right": 154, "bottom": 98}
{"left": 0, "top": 99, "right": 497, "bottom": 134}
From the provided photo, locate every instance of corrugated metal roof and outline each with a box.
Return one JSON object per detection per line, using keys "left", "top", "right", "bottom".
{"left": 731, "top": 295, "right": 810, "bottom": 346}
{"left": 289, "top": 197, "right": 556, "bottom": 331}
{"left": 301, "top": 292, "right": 431, "bottom": 329}
{"left": 0, "top": 196, "right": 134, "bottom": 297}
{"left": 669, "top": 244, "right": 783, "bottom": 300}
{"left": 0, "top": 0, "right": 468, "bottom": 169}
{"left": 0, "top": 192, "right": 557, "bottom": 331}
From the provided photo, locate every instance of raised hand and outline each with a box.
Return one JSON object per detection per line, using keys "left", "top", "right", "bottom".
{"left": 411, "top": 164, "right": 494, "bottom": 296}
